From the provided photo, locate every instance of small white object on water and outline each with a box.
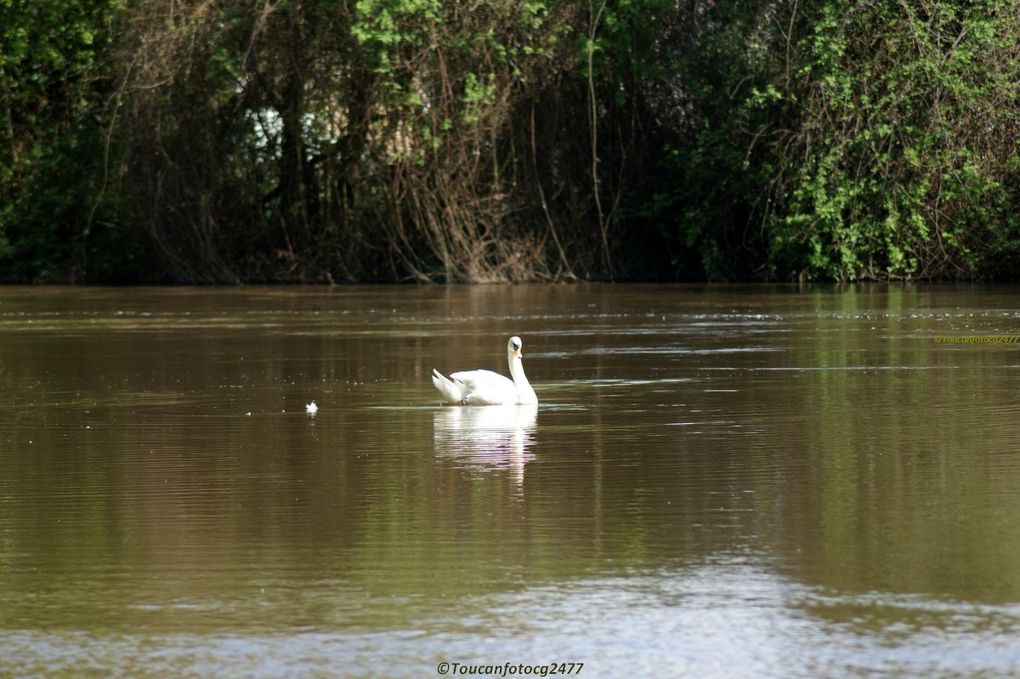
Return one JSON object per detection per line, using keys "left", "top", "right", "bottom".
{"left": 305, "top": 401, "right": 318, "bottom": 415}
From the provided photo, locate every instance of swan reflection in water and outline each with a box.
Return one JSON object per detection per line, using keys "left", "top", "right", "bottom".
{"left": 432, "top": 405, "right": 538, "bottom": 489}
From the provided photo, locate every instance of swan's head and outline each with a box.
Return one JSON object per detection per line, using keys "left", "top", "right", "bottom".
{"left": 508, "top": 336, "right": 523, "bottom": 359}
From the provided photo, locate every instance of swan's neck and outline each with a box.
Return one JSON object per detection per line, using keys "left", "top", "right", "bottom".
{"left": 508, "top": 351, "right": 537, "bottom": 403}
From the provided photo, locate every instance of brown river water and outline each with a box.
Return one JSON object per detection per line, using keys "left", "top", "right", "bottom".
{"left": 1, "top": 284, "right": 1019, "bottom": 677}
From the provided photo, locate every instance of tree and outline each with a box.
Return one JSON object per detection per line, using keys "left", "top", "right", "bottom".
{"left": 0, "top": 0, "right": 147, "bottom": 281}
{"left": 769, "top": 0, "right": 1020, "bottom": 280}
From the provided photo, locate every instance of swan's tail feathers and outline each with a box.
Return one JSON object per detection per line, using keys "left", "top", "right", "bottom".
{"left": 431, "top": 369, "right": 463, "bottom": 404}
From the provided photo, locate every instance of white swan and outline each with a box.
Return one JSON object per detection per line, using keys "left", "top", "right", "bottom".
{"left": 431, "top": 336, "right": 538, "bottom": 405}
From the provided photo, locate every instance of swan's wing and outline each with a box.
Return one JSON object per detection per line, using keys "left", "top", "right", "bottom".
{"left": 449, "top": 369, "right": 518, "bottom": 405}
{"left": 432, "top": 369, "right": 465, "bottom": 403}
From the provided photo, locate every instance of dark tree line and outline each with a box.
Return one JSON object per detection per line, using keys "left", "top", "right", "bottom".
{"left": 2, "top": 0, "right": 1019, "bottom": 283}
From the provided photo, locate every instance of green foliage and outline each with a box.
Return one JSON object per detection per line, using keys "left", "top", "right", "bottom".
{"left": 768, "top": 0, "right": 1020, "bottom": 280}
{"left": 623, "top": 1, "right": 787, "bottom": 279}
{"left": 2, "top": 0, "right": 1020, "bottom": 282}
{"left": 625, "top": 0, "right": 1020, "bottom": 281}
{"left": 0, "top": 0, "right": 144, "bottom": 281}
{"left": 350, "top": 0, "right": 564, "bottom": 147}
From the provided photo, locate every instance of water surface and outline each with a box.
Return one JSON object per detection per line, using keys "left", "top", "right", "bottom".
{"left": 1, "top": 284, "right": 1020, "bottom": 677}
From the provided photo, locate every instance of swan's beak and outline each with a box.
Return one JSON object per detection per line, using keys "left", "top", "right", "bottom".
{"left": 514, "top": 348, "right": 523, "bottom": 359}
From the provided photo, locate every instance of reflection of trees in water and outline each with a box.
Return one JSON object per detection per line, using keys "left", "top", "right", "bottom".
{"left": 433, "top": 405, "right": 537, "bottom": 489}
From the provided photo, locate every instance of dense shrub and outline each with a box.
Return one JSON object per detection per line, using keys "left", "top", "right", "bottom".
{"left": 1, "top": 0, "right": 1019, "bottom": 282}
